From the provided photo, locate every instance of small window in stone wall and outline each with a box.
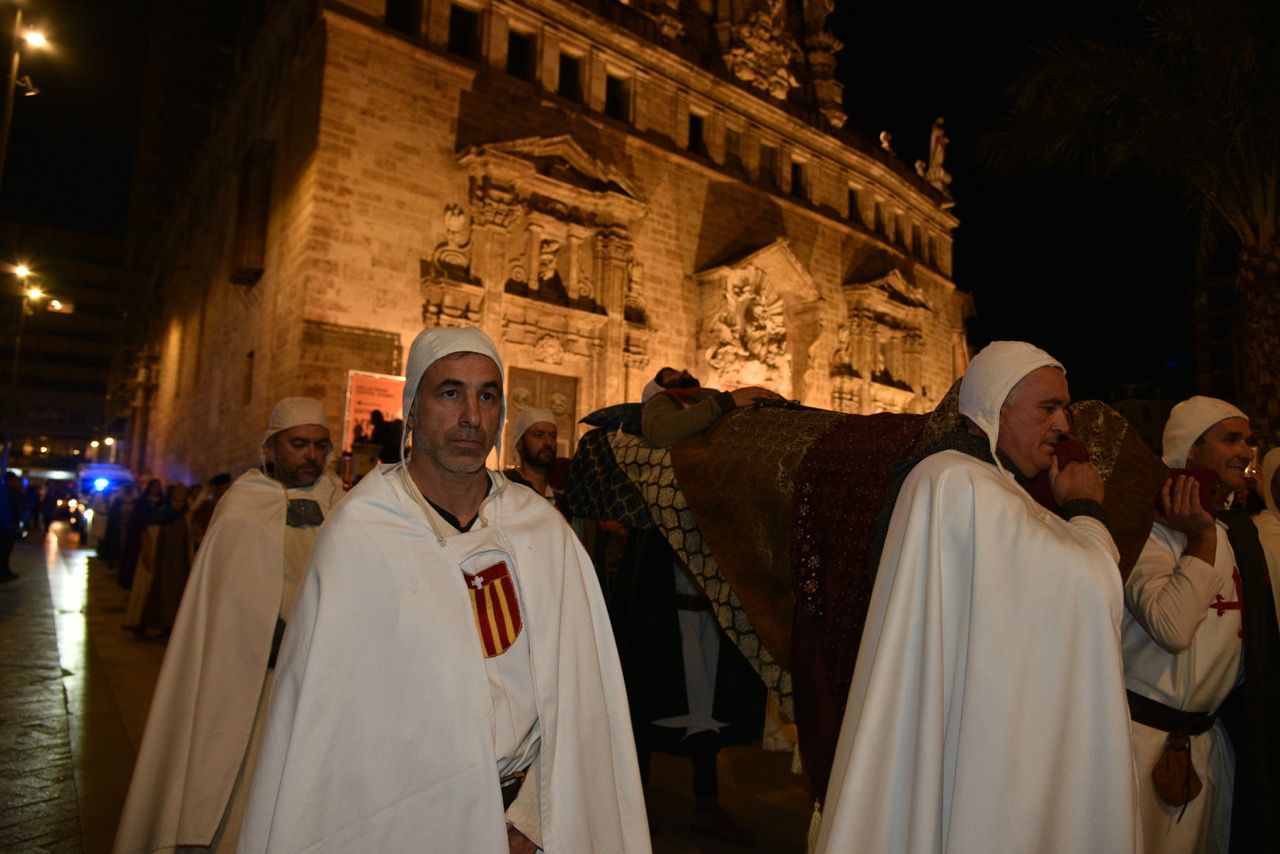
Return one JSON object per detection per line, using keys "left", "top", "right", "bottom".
{"left": 758, "top": 144, "right": 778, "bottom": 189}
{"left": 724, "top": 128, "right": 743, "bottom": 171}
{"left": 242, "top": 349, "right": 254, "bottom": 406}
{"left": 507, "top": 29, "right": 536, "bottom": 81}
{"left": 687, "top": 112, "right": 706, "bottom": 155}
{"left": 558, "top": 53, "right": 583, "bottom": 102}
{"left": 231, "top": 139, "right": 274, "bottom": 287}
{"left": 847, "top": 187, "right": 861, "bottom": 224}
{"left": 790, "top": 160, "right": 807, "bottom": 199}
{"left": 385, "top": 0, "right": 420, "bottom": 36}
{"left": 447, "top": 5, "right": 481, "bottom": 60}
{"left": 604, "top": 73, "right": 630, "bottom": 121}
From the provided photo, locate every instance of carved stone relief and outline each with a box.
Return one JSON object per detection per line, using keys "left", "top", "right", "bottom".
{"left": 724, "top": 0, "right": 801, "bottom": 101}
{"left": 694, "top": 239, "right": 821, "bottom": 398}
{"left": 841, "top": 269, "right": 934, "bottom": 413}
{"left": 425, "top": 203, "right": 475, "bottom": 282}
{"left": 534, "top": 333, "right": 565, "bottom": 365}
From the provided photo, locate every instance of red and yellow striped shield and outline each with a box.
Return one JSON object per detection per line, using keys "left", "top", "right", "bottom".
{"left": 465, "top": 561, "right": 523, "bottom": 658}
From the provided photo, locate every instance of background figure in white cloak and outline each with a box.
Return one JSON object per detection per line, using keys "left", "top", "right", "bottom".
{"left": 817, "top": 340, "right": 1140, "bottom": 853}
{"left": 1253, "top": 447, "right": 1280, "bottom": 626}
{"left": 1122, "top": 396, "right": 1280, "bottom": 852}
{"left": 114, "top": 397, "right": 343, "bottom": 852}
{"left": 239, "top": 327, "right": 649, "bottom": 853}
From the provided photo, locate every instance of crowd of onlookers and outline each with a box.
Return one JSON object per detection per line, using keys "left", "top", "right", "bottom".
{"left": 0, "top": 470, "right": 232, "bottom": 639}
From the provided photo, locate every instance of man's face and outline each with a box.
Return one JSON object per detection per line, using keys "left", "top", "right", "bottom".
{"left": 265, "top": 425, "right": 332, "bottom": 488}
{"left": 658, "top": 368, "right": 700, "bottom": 389}
{"left": 409, "top": 352, "right": 502, "bottom": 477}
{"left": 996, "top": 366, "right": 1071, "bottom": 479}
{"left": 1186, "top": 417, "right": 1255, "bottom": 493}
{"left": 517, "top": 422, "right": 557, "bottom": 471}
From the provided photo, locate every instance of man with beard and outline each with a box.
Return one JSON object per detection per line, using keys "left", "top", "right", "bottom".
{"left": 504, "top": 406, "right": 569, "bottom": 518}
{"left": 116, "top": 397, "right": 344, "bottom": 852}
{"left": 239, "top": 326, "right": 649, "bottom": 853}
{"left": 640, "top": 367, "right": 781, "bottom": 448}
{"left": 614, "top": 367, "right": 781, "bottom": 843}
{"left": 1122, "top": 396, "right": 1280, "bottom": 852}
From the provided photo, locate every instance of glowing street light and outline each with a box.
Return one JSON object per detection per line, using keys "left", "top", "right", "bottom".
{"left": 25, "top": 285, "right": 43, "bottom": 301}
{"left": 1, "top": 7, "right": 51, "bottom": 194}
{"left": 14, "top": 263, "right": 30, "bottom": 278}
{"left": 103, "top": 437, "right": 115, "bottom": 446}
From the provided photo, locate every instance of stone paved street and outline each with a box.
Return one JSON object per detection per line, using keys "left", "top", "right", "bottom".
{"left": 0, "top": 527, "right": 809, "bottom": 852}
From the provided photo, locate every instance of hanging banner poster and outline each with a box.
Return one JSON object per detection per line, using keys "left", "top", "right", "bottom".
{"left": 342, "top": 370, "right": 406, "bottom": 454}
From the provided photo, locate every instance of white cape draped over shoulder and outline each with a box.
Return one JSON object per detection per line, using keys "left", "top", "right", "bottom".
{"left": 115, "top": 469, "right": 344, "bottom": 852}
{"left": 238, "top": 465, "right": 650, "bottom": 853}
{"left": 817, "top": 451, "right": 1140, "bottom": 854}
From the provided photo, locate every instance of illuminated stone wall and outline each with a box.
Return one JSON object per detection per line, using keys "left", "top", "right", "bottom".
{"left": 132, "top": 0, "right": 971, "bottom": 478}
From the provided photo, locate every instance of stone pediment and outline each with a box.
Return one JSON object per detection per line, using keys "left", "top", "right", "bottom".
{"left": 843, "top": 268, "right": 930, "bottom": 311}
{"left": 695, "top": 238, "right": 820, "bottom": 304}
{"left": 458, "top": 135, "right": 645, "bottom": 223}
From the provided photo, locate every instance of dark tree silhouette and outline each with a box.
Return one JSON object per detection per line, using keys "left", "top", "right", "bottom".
{"left": 981, "top": 0, "right": 1280, "bottom": 441}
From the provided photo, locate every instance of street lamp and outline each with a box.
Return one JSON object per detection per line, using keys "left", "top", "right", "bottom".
{"left": 3, "top": 263, "right": 63, "bottom": 468}
{"left": 1, "top": 7, "right": 49, "bottom": 194}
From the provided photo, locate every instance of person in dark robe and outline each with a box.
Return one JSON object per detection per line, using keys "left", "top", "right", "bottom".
{"left": 118, "top": 479, "right": 163, "bottom": 590}
{"left": 613, "top": 367, "right": 782, "bottom": 843}
{"left": 137, "top": 484, "right": 195, "bottom": 635}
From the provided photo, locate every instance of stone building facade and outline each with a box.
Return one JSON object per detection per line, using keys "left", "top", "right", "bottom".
{"left": 123, "top": 0, "right": 971, "bottom": 479}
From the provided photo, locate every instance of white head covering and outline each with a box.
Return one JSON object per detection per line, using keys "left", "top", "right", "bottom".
{"left": 261, "top": 397, "right": 330, "bottom": 447}
{"left": 641, "top": 379, "right": 663, "bottom": 403}
{"left": 958, "top": 341, "right": 1064, "bottom": 478}
{"left": 513, "top": 407, "right": 556, "bottom": 443}
{"left": 1160, "top": 395, "right": 1248, "bottom": 467}
{"left": 1260, "top": 447, "right": 1280, "bottom": 517}
{"left": 260, "top": 397, "right": 330, "bottom": 472}
{"left": 401, "top": 326, "right": 506, "bottom": 462}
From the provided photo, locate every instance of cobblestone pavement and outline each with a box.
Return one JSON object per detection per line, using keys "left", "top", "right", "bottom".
{"left": 1, "top": 526, "right": 809, "bottom": 852}
{"left": 1, "top": 536, "right": 84, "bottom": 852}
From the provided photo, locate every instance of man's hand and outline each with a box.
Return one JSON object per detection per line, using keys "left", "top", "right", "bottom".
{"left": 1048, "top": 456, "right": 1105, "bottom": 506}
{"left": 1157, "top": 475, "right": 1217, "bottom": 564}
{"left": 729, "top": 386, "right": 785, "bottom": 408}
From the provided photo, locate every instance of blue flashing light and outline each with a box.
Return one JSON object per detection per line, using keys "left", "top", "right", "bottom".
{"left": 93, "top": 478, "right": 110, "bottom": 492}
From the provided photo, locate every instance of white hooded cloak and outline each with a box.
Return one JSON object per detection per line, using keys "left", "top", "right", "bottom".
{"left": 817, "top": 341, "right": 1140, "bottom": 853}
{"left": 238, "top": 326, "right": 649, "bottom": 852}
{"left": 115, "top": 467, "right": 344, "bottom": 852}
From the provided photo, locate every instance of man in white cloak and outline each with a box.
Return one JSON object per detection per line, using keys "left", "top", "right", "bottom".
{"left": 1122, "top": 396, "right": 1268, "bottom": 852}
{"left": 115, "top": 397, "right": 344, "bottom": 852}
{"left": 1253, "top": 447, "right": 1280, "bottom": 626}
{"left": 816, "top": 340, "right": 1140, "bottom": 854}
{"left": 238, "top": 326, "right": 650, "bottom": 853}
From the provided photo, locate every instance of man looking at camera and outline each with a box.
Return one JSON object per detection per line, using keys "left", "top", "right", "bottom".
{"left": 240, "top": 327, "right": 648, "bottom": 853}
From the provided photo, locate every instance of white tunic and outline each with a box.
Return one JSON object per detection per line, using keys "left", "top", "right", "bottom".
{"left": 114, "top": 469, "right": 344, "bottom": 853}
{"left": 817, "top": 450, "right": 1140, "bottom": 854}
{"left": 1122, "top": 520, "right": 1243, "bottom": 853}
{"left": 237, "top": 465, "right": 650, "bottom": 853}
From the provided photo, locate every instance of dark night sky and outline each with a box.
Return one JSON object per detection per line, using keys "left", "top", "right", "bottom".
{"left": 2, "top": 1, "right": 1195, "bottom": 402}
{"left": 829, "top": 2, "right": 1196, "bottom": 402}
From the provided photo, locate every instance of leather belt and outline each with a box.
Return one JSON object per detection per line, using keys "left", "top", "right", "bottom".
{"left": 1127, "top": 690, "right": 1216, "bottom": 735}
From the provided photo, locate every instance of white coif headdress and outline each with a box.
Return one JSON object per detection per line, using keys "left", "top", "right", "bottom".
{"left": 261, "top": 397, "right": 330, "bottom": 448}
{"left": 513, "top": 407, "right": 556, "bottom": 443}
{"left": 959, "top": 341, "right": 1064, "bottom": 478}
{"left": 401, "top": 326, "right": 506, "bottom": 462}
{"left": 1161, "top": 395, "right": 1248, "bottom": 468}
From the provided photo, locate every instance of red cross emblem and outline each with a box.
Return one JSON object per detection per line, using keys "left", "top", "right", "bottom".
{"left": 464, "top": 561, "right": 523, "bottom": 658}
{"left": 1210, "top": 567, "right": 1244, "bottom": 639}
